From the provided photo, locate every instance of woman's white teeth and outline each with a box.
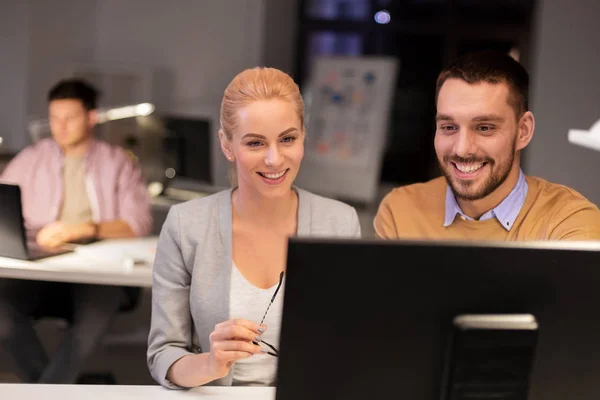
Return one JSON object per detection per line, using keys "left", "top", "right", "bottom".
{"left": 262, "top": 170, "right": 286, "bottom": 179}
{"left": 455, "top": 163, "right": 484, "bottom": 173}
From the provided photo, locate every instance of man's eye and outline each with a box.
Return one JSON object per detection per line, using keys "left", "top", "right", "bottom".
{"left": 440, "top": 125, "right": 457, "bottom": 132}
{"left": 478, "top": 125, "right": 495, "bottom": 133}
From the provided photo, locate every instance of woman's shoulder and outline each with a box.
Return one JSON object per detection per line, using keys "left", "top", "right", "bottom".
{"left": 167, "top": 189, "right": 231, "bottom": 222}
{"left": 296, "top": 188, "right": 360, "bottom": 238}
{"left": 297, "top": 187, "right": 357, "bottom": 216}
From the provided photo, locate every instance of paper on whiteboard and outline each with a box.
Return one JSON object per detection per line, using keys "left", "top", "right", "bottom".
{"left": 295, "top": 56, "right": 399, "bottom": 204}
{"left": 304, "top": 57, "right": 398, "bottom": 170}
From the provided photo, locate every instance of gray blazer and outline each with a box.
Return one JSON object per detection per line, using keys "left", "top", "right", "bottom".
{"left": 147, "top": 187, "right": 361, "bottom": 388}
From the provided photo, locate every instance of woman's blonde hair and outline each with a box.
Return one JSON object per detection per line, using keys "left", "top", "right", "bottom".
{"left": 219, "top": 67, "right": 305, "bottom": 185}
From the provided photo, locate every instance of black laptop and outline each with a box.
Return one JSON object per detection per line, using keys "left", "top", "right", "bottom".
{"left": 0, "top": 183, "right": 73, "bottom": 260}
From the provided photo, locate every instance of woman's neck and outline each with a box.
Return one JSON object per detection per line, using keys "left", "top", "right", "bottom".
{"left": 232, "top": 185, "right": 298, "bottom": 228}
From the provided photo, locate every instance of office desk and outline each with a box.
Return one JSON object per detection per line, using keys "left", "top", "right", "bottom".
{"left": 0, "top": 384, "right": 275, "bottom": 399}
{"left": 0, "top": 237, "right": 157, "bottom": 287}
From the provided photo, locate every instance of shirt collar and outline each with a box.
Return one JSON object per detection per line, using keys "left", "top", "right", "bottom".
{"left": 444, "top": 169, "right": 528, "bottom": 231}
{"left": 49, "top": 137, "right": 98, "bottom": 163}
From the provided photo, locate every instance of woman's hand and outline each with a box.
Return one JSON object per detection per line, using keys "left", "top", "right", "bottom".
{"left": 207, "top": 319, "right": 267, "bottom": 379}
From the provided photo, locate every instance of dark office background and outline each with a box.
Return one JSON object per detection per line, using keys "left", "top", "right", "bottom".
{"left": 295, "top": 0, "right": 536, "bottom": 185}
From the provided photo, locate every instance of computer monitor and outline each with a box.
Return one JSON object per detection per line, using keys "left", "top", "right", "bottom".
{"left": 276, "top": 238, "right": 600, "bottom": 400}
{"left": 163, "top": 116, "right": 212, "bottom": 184}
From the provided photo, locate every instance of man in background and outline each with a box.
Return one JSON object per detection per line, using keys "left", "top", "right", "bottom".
{"left": 374, "top": 51, "right": 600, "bottom": 240}
{"left": 0, "top": 79, "right": 152, "bottom": 383}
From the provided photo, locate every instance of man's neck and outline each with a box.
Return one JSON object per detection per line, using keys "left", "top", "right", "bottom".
{"left": 232, "top": 185, "right": 298, "bottom": 228}
{"left": 457, "top": 164, "right": 521, "bottom": 220}
{"left": 61, "top": 137, "right": 93, "bottom": 158}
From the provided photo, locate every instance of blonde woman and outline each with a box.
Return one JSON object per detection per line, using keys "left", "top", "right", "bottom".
{"left": 147, "top": 67, "right": 361, "bottom": 388}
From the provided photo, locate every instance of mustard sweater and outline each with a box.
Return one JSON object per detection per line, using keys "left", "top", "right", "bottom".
{"left": 374, "top": 176, "right": 600, "bottom": 241}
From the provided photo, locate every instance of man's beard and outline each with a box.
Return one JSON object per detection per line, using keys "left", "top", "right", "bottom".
{"left": 439, "top": 140, "right": 516, "bottom": 202}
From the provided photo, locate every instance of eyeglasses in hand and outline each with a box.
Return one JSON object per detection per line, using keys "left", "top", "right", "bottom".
{"left": 253, "top": 271, "right": 284, "bottom": 357}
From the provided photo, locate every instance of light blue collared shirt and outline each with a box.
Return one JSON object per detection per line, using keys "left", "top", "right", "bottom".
{"left": 444, "top": 169, "right": 528, "bottom": 231}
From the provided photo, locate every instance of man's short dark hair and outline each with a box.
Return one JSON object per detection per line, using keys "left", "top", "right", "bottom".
{"left": 435, "top": 51, "right": 529, "bottom": 118}
{"left": 48, "top": 79, "right": 100, "bottom": 110}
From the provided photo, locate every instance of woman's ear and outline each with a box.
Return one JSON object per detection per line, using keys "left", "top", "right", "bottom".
{"left": 516, "top": 111, "right": 535, "bottom": 151}
{"left": 219, "top": 130, "right": 234, "bottom": 161}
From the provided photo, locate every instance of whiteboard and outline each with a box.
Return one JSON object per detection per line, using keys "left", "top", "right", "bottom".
{"left": 295, "top": 56, "right": 399, "bottom": 204}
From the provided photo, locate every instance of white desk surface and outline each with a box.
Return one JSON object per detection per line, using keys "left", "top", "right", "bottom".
{"left": 0, "top": 384, "right": 275, "bottom": 400}
{"left": 0, "top": 237, "right": 157, "bottom": 287}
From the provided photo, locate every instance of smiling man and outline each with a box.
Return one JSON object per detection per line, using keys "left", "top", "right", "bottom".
{"left": 374, "top": 51, "right": 600, "bottom": 241}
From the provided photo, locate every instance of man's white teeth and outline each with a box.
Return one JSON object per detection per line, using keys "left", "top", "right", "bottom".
{"left": 455, "top": 163, "right": 484, "bottom": 173}
{"left": 262, "top": 170, "right": 286, "bottom": 179}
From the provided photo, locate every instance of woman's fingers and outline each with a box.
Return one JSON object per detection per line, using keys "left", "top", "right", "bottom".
{"left": 213, "top": 340, "right": 264, "bottom": 356}
{"left": 216, "top": 319, "right": 266, "bottom": 335}
{"left": 210, "top": 324, "right": 261, "bottom": 343}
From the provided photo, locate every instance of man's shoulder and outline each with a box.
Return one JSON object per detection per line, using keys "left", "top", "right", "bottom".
{"left": 526, "top": 176, "right": 599, "bottom": 212}
{"left": 382, "top": 176, "right": 447, "bottom": 208}
{"left": 374, "top": 176, "right": 447, "bottom": 239}
{"left": 19, "top": 138, "right": 57, "bottom": 156}
{"left": 525, "top": 176, "right": 600, "bottom": 240}
{"left": 3, "top": 138, "right": 57, "bottom": 169}
{"left": 91, "top": 140, "right": 139, "bottom": 166}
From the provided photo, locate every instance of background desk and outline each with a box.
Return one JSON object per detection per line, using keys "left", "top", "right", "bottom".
{"left": 0, "top": 384, "right": 274, "bottom": 399}
{"left": 0, "top": 237, "right": 157, "bottom": 287}
{"left": 0, "top": 238, "right": 158, "bottom": 382}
